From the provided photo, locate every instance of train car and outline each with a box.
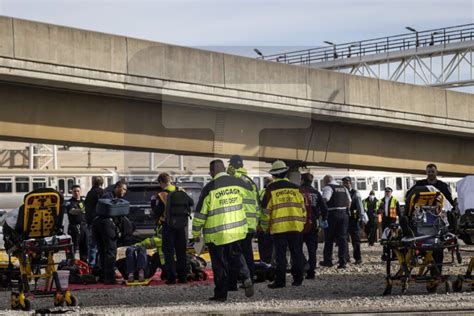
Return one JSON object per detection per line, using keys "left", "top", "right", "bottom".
{"left": 0, "top": 170, "right": 118, "bottom": 210}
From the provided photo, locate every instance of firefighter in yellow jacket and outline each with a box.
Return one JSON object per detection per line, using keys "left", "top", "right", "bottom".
{"left": 261, "top": 160, "right": 307, "bottom": 288}
{"left": 192, "top": 159, "right": 254, "bottom": 302}
{"left": 227, "top": 155, "right": 258, "bottom": 282}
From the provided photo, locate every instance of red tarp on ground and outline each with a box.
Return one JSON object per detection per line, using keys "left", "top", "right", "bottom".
{"left": 69, "top": 269, "right": 214, "bottom": 290}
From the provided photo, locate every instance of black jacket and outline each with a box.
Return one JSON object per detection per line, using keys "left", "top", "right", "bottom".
{"left": 84, "top": 186, "right": 104, "bottom": 225}
{"left": 66, "top": 197, "right": 86, "bottom": 225}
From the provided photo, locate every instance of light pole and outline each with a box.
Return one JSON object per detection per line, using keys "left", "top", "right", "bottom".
{"left": 406, "top": 26, "right": 419, "bottom": 47}
{"left": 253, "top": 48, "right": 264, "bottom": 59}
{"left": 430, "top": 31, "right": 442, "bottom": 46}
{"left": 324, "top": 40, "right": 338, "bottom": 59}
{"left": 347, "top": 43, "right": 361, "bottom": 58}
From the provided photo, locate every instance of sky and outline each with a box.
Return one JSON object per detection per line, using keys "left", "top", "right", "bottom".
{"left": 0, "top": 0, "right": 472, "bottom": 57}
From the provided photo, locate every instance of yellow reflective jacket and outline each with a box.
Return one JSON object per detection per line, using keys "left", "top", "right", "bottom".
{"left": 260, "top": 178, "right": 306, "bottom": 234}
{"left": 233, "top": 167, "right": 258, "bottom": 232}
{"left": 135, "top": 235, "right": 165, "bottom": 265}
{"left": 192, "top": 172, "right": 249, "bottom": 245}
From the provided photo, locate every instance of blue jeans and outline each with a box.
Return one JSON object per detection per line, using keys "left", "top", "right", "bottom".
{"left": 85, "top": 224, "right": 97, "bottom": 268}
{"left": 126, "top": 246, "right": 148, "bottom": 274}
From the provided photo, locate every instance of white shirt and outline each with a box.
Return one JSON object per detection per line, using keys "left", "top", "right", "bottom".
{"left": 384, "top": 197, "right": 390, "bottom": 217}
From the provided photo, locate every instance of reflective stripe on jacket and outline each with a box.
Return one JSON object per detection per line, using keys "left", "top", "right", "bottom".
{"left": 260, "top": 178, "right": 306, "bottom": 234}
{"left": 192, "top": 173, "right": 249, "bottom": 245}
{"left": 233, "top": 168, "right": 258, "bottom": 232}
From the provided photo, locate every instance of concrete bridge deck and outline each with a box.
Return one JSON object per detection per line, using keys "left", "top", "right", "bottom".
{"left": 0, "top": 16, "right": 473, "bottom": 175}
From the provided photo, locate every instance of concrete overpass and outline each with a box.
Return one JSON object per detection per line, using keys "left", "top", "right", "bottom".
{"left": 0, "top": 16, "right": 473, "bottom": 175}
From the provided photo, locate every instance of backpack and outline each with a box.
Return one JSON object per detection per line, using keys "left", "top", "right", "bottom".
{"left": 113, "top": 216, "right": 135, "bottom": 244}
{"left": 58, "top": 259, "right": 97, "bottom": 284}
{"left": 165, "top": 190, "right": 192, "bottom": 229}
{"left": 186, "top": 253, "right": 208, "bottom": 281}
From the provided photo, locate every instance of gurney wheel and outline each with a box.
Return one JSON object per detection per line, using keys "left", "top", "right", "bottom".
{"left": 444, "top": 280, "right": 452, "bottom": 293}
{"left": 66, "top": 295, "right": 78, "bottom": 307}
{"left": 21, "top": 298, "right": 33, "bottom": 312}
{"left": 401, "top": 283, "right": 408, "bottom": 295}
{"left": 426, "top": 282, "right": 438, "bottom": 293}
{"left": 452, "top": 278, "right": 463, "bottom": 292}
{"left": 382, "top": 286, "right": 392, "bottom": 296}
{"left": 10, "top": 293, "right": 19, "bottom": 310}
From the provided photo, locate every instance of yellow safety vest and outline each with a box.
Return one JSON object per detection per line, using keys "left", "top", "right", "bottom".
{"left": 260, "top": 178, "right": 306, "bottom": 234}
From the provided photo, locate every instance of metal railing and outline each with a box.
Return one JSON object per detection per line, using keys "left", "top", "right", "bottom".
{"left": 259, "top": 24, "right": 474, "bottom": 65}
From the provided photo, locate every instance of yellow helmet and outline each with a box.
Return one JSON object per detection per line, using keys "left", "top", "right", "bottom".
{"left": 269, "top": 160, "right": 289, "bottom": 175}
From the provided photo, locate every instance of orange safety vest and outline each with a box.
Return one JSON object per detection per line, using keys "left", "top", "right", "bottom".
{"left": 383, "top": 197, "right": 398, "bottom": 219}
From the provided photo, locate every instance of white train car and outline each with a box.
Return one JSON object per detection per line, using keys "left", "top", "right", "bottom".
{"left": 0, "top": 170, "right": 118, "bottom": 210}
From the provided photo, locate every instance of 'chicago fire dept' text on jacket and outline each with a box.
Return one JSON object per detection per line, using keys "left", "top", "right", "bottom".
{"left": 192, "top": 172, "right": 251, "bottom": 245}
{"left": 260, "top": 178, "right": 307, "bottom": 234}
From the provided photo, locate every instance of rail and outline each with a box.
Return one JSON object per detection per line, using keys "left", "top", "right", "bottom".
{"left": 259, "top": 24, "right": 474, "bottom": 65}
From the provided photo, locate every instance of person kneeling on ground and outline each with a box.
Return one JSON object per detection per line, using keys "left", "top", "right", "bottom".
{"left": 124, "top": 232, "right": 165, "bottom": 282}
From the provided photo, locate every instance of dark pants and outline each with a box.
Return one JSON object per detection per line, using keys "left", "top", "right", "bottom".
{"left": 68, "top": 223, "right": 87, "bottom": 262}
{"left": 382, "top": 217, "right": 399, "bottom": 259}
{"left": 257, "top": 230, "right": 273, "bottom": 264}
{"left": 432, "top": 249, "right": 444, "bottom": 275}
{"left": 272, "top": 233, "right": 304, "bottom": 286}
{"left": 126, "top": 246, "right": 148, "bottom": 274}
{"left": 303, "top": 229, "right": 318, "bottom": 276}
{"left": 323, "top": 210, "right": 349, "bottom": 265}
{"left": 93, "top": 217, "right": 117, "bottom": 283}
{"left": 347, "top": 217, "right": 362, "bottom": 262}
{"left": 365, "top": 212, "right": 378, "bottom": 245}
{"left": 162, "top": 224, "right": 188, "bottom": 281}
{"left": 208, "top": 241, "right": 251, "bottom": 300}
{"left": 241, "top": 232, "right": 255, "bottom": 280}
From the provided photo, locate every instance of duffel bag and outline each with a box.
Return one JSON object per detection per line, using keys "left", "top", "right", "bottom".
{"left": 96, "top": 198, "right": 130, "bottom": 217}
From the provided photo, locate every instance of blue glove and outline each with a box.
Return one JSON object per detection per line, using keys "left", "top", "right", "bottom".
{"left": 321, "top": 219, "right": 329, "bottom": 229}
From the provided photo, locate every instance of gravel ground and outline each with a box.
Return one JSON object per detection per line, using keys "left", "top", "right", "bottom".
{"left": 0, "top": 243, "right": 473, "bottom": 315}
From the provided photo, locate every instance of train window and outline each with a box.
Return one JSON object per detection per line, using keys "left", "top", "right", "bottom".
{"left": 406, "top": 178, "right": 412, "bottom": 190}
{"left": 396, "top": 177, "right": 403, "bottom": 190}
{"left": 15, "top": 177, "right": 30, "bottom": 193}
{"left": 0, "top": 177, "right": 12, "bottom": 193}
{"left": 67, "top": 179, "right": 75, "bottom": 193}
{"left": 193, "top": 176, "right": 205, "bottom": 183}
{"left": 58, "top": 179, "right": 65, "bottom": 193}
{"left": 106, "top": 176, "right": 114, "bottom": 187}
{"left": 356, "top": 178, "right": 367, "bottom": 190}
{"left": 252, "top": 177, "right": 261, "bottom": 191}
{"left": 313, "top": 180, "right": 320, "bottom": 191}
{"left": 372, "top": 181, "right": 379, "bottom": 191}
{"left": 379, "top": 179, "right": 386, "bottom": 190}
{"left": 32, "top": 177, "right": 47, "bottom": 190}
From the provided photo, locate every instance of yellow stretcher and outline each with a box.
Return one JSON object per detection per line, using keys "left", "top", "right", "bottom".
{"left": 382, "top": 188, "right": 460, "bottom": 295}
{"left": 10, "top": 189, "right": 79, "bottom": 311}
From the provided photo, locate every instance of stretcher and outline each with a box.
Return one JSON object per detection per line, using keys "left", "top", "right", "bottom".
{"left": 9, "top": 189, "right": 79, "bottom": 311}
{"left": 381, "top": 186, "right": 460, "bottom": 295}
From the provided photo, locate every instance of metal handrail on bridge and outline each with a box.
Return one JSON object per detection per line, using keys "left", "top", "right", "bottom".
{"left": 259, "top": 24, "right": 474, "bottom": 65}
